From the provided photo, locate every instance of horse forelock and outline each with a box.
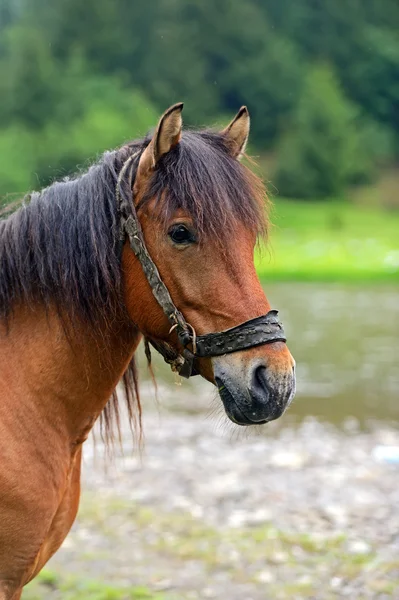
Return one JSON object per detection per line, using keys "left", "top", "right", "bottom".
{"left": 138, "top": 130, "right": 269, "bottom": 244}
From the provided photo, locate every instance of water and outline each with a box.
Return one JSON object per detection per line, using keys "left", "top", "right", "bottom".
{"left": 267, "top": 283, "right": 398, "bottom": 428}
{"left": 139, "top": 284, "right": 399, "bottom": 429}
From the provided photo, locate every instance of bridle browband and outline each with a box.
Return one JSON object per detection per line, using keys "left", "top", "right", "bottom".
{"left": 115, "top": 151, "right": 287, "bottom": 378}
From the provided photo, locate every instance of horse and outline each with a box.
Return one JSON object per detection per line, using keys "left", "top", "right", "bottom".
{"left": 0, "top": 103, "right": 295, "bottom": 599}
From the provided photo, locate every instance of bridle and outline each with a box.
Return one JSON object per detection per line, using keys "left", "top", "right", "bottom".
{"left": 115, "top": 151, "right": 287, "bottom": 378}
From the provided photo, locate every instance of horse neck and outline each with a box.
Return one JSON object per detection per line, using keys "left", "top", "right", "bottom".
{"left": 0, "top": 305, "right": 141, "bottom": 444}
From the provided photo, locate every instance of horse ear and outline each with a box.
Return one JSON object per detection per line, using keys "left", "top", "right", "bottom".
{"left": 221, "top": 106, "right": 250, "bottom": 160}
{"left": 137, "top": 102, "right": 183, "bottom": 176}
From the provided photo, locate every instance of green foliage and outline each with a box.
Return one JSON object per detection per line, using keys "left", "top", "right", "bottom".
{"left": 340, "top": 25, "right": 399, "bottom": 132}
{"left": 275, "top": 65, "right": 381, "bottom": 198}
{"left": 0, "top": 0, "right": 398, "bottom": 199}
{"left": 24, "top": 569, "right": 169, "bottom": 600}
{"left": 36, "top": 68, "right": 159, "bottom": 186}
{"left": 0, "top": 48, "right": 158, "bottom": 195}
{"left": 0, "top": 125, "right": 37, "bottom": 196}
{"left": 0, "top": 26, "right": 59, "bottom": 128}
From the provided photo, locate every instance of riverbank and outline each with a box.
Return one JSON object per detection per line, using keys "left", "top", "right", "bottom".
{"left": 256, "top": 201, "right": 399, "bottom": 282}
{"left": 25, "top": 408, "right": 399, "bottom": 600}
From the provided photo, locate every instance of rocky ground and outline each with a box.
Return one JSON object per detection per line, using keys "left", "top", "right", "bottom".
{"left": 25, "top": 383, "right": 399, "bottom": 600}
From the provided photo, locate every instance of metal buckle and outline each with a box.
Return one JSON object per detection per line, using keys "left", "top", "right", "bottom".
{"left": 178, "top": 349, "right": 195, "bottom": 378}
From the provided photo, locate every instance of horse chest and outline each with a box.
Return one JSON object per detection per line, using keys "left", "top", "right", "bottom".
{"left": 0, "top": 445, "right": 82, "bottom": 594}
{"left": 25, "top": 447, "right": 83, "bottom": 585}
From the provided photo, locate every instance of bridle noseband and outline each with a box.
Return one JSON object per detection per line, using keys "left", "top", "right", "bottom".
{"left": 115, "top": 152, "right": 287, "bottom": 378}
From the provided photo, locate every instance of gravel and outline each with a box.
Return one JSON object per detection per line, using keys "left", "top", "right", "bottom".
{"left": 42, "top": 385, "right": 399, "bottom": 600}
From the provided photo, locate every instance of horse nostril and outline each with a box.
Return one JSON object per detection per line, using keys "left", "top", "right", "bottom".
{"left": 252, "top": 364, "right": 269, "bottom": 398}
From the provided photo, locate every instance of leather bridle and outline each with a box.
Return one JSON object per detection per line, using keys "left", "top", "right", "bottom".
{"left": 115, "top": 151, "right": 287, "bottom": 378}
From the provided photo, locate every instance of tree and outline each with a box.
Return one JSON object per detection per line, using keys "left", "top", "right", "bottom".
{"left": 0, "top": 0, "right": 398, "bottom": 200}
{"left": 275, "top": 65, "right": 370, "bottom": 199}
{"left": 0, "top": 44, "right": 159, "bottom": 194}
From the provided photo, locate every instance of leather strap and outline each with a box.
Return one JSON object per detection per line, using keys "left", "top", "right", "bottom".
{"left": 194, "top": 311, "right": 286, "bottom": 357}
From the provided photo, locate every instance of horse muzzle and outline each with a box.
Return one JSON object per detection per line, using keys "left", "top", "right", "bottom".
{"left": 214, "top": 353, "right": 296, "bottom": 426}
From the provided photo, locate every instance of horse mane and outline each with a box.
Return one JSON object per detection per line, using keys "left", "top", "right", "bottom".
{"left": 0, "top": 129, "right": 268, "bottom": 445}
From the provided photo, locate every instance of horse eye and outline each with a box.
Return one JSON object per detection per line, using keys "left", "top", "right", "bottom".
{"left": 169, "top": 224, "right": 195, "bottom": 245}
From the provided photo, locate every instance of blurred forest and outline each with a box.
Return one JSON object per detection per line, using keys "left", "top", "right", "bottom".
{"left": 0, "top": 0, "right": 398, "bottom": 199}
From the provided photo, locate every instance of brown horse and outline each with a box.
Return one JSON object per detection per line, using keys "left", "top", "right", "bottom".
{"left": 0, "top": 104, "right": 295, "bottom": 599}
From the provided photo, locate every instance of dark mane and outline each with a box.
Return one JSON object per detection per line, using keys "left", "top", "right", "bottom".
{"left": 0, "top": 144, "right": 134, "bottom": 326}
{"left": 0, "top": 129, "right": 268, "bottom": 444}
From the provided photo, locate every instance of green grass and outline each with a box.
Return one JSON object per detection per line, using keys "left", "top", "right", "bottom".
{"left": 256, "top": 200, "right": 399, "bottom": 282}
{"left": 24, "top": 569, "right": 170, "bottom": 600}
